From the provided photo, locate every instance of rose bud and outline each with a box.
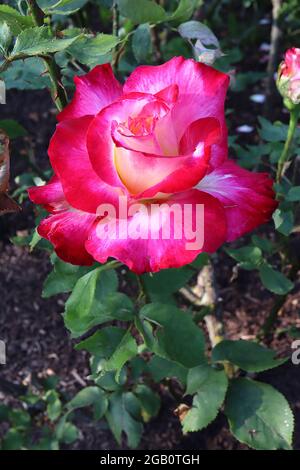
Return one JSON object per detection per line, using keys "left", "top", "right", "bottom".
{"left": 277, "top": 47, "right": 300, "bottom": 108}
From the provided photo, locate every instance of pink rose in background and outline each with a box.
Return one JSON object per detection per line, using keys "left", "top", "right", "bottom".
{"left": 277, "top": 47, "right": 300, "bottom": 105}
{"left": 28, "top": 57, "right": 277, "bottom": 273}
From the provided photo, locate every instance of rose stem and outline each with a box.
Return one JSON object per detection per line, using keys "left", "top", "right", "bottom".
{"left": 27, "top": 0, "right": 68, "bottom": 111}
{"left": 276, "top": 107, "right": 300, "bottom": 182}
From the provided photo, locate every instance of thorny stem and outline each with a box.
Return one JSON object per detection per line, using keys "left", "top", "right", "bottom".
{"left": 112, "top": 1, "right": 119, "bottom": 38}
{"left": 111, "top": 2, "right": 120, "bottom": 73}
{"left": 27, "top": 0, "right": 68, "bottom": 111}
{"left": 136, "top": 274, "right": 148, "bottom": 307}
{"left": 276, "top": 108, "right": 300, "bottom": 182}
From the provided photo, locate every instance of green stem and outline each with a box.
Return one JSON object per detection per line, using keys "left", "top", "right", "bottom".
{"left": 136, "top": 274, "right": 148, "bottom": 306}
{"left": 276, "top": 108, "right": 300, "bottom": 182}
{"left": 112, "top": 2, "right": 120, "bottom": 73}
{"left": 27, "top": 0, "right": 68, "bottom": 111}
{"left": 42, "top": 56, "right": 68, "bottom": 111}
{"left": 112, "top": 1, "right": 119, "bottom": 38}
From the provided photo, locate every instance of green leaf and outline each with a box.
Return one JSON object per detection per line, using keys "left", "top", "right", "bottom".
{"left": 235, "top": 143, "right": 268, "bottom": 169}
{"left": 55, "top": 415, "right": 78, "bottom": 444}
{"left": 225, "top": 378, "right": 294, "bottom": 450}
{"left": 39, "top": 0, "right": 88, "bottom": 15}
{"left": 0, "top": 22, "right": 12, "bottom": 55}
{"left": 178, "top": 19, "right": 222, "bottom": 64}
{"left": 2, "top": 428, "right": 23, "bottom": 450}
{"left": 117, "top": 0, "right": 166, "bottom": 24}
{"left": 31, "top": 435, "right": 59, "bottom": 450}
{"left": 67, "top": 386, "right": 108, "bottom": 420}
{"left": 0, "top": 5, "right": 34, "bottom": 35}
{"left": 103, "top": 329, "right": 138, "bottom": 380}
{"left": 105, "top": 391, "right": 143, "bottom": 448}
{"left": 134, "top": 385, "right": 160, "bottom": 422}
{"left": 147, "top": 355, "right": 188, "bottom": 386}
{"left": 94, "top": 369, "right": 127, "bottom": 392}
{"left": 132, "top": 23, "right": 152, "bottom": 63}
{"left": 251, "top": 235, "right": 274, "bottom": 254}
{"left": 0, "top": 119, "right": 26, "bottom": 138}
{"left": 9, "top": 409, "right": 31, "bottom": 430}
{"left": 77, "top": 327, "right": 137, "bottom": 381}
{"left": 273, "top": 207, "right": 294, "bottom": 236}
{"left": 259, "top": 264, "right": 294, "bottom": 295}
{"left": 258, "top": 117, "right": 289, "bottom": 142}
{"left": 190, "top": 252, "right": 209, "bottom": 269}
{"left": 140, "top": 303, "right": 206, "bottom": 368}
{"left": 43, "top": 256, "right": 93, "bottom": 298}
{"left": 69, "top": 267, "right": 107, "bottom": 308}
{"left": 66, "top": 33, "right": 120, "bottom": 66}
{"left": 212, "top": 339, "right": 288, "bottom": 372}
{"left": 225, "top": 246, "right": 263, "bottom": 270}
{"left": 0, "top": 57, "right": 50, "bottom": 90}
{"left": 182, "top": 364, "right": 228, "bottom": 433}
{"left": 97, "top": 292, "right": 135, "bottom": 322}
{"left": 129, "top": 356, "right": 147, "bottom": 381}
{"left": 170, "top": 0, "right": 198, "bottom": 23}
{"left": 286, "top": 186, "right": 300, "bottom": 202}
{"left": 142, "top": 266, "right": 195, "bottom": 303}
{"left": 59, "top": 422, "right": 78, "bottom": 444}
{"left": 76, "top": 326, "right": 126, "bottom": 356}
{"left": 64, "top": 267, "right": 121, "bottom": 337}
{"left": 45, "top": 390, "right": 62, "bottom": 422}
{"left": 178, "top": 20, "right": 219, "bottom": 45}
{"left": 29, "top": 229, "right": 42, "bottom": 251}
{"left": 10, "top": 26, "right": 81, "bottom": 59}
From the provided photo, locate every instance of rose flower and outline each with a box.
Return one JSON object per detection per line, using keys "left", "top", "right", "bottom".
{"left": 29, "top": 57, "right": 277, "bottom": 273}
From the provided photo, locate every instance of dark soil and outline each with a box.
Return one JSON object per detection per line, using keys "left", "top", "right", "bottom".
{"left": 0, "top": 83, "right": 300, "bottom": 450}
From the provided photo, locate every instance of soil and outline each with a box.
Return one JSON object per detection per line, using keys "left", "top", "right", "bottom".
{"left": 0, "top": 77, "right": 299, "bottom": 450}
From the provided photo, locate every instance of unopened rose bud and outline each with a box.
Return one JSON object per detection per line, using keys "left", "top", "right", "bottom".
{"left": 277, "top": 48, "right": 300, "bottom": 108}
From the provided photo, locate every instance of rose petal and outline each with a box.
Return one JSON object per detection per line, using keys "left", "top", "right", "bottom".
{"left": 49, "top": 116, "right": 120, "bottom": 213}
{"left": 38, "top": 210, "right": 96, "bottom": 265}
{"left": 124, "top": 56, "right": 229, "bottom": 167}
{"left": 114, "top": 117, "right": 221, "bottom": 197}
{"left": 87, "top": 93, "right": 166, "bottom": 188}
{"left": 85, "top": 189, "right": 227, "bottom": 273}
{"left": 197, "top": 160, "right": 277, "bottom": 241}
{"left": 57, "top": 64, "right": 122, "bottom": 122}
{"left": 28, "top": 175, "right": 68, "bottom": 213}
{"left": 113, "top": 146, "right": 207, "bottom": 195}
